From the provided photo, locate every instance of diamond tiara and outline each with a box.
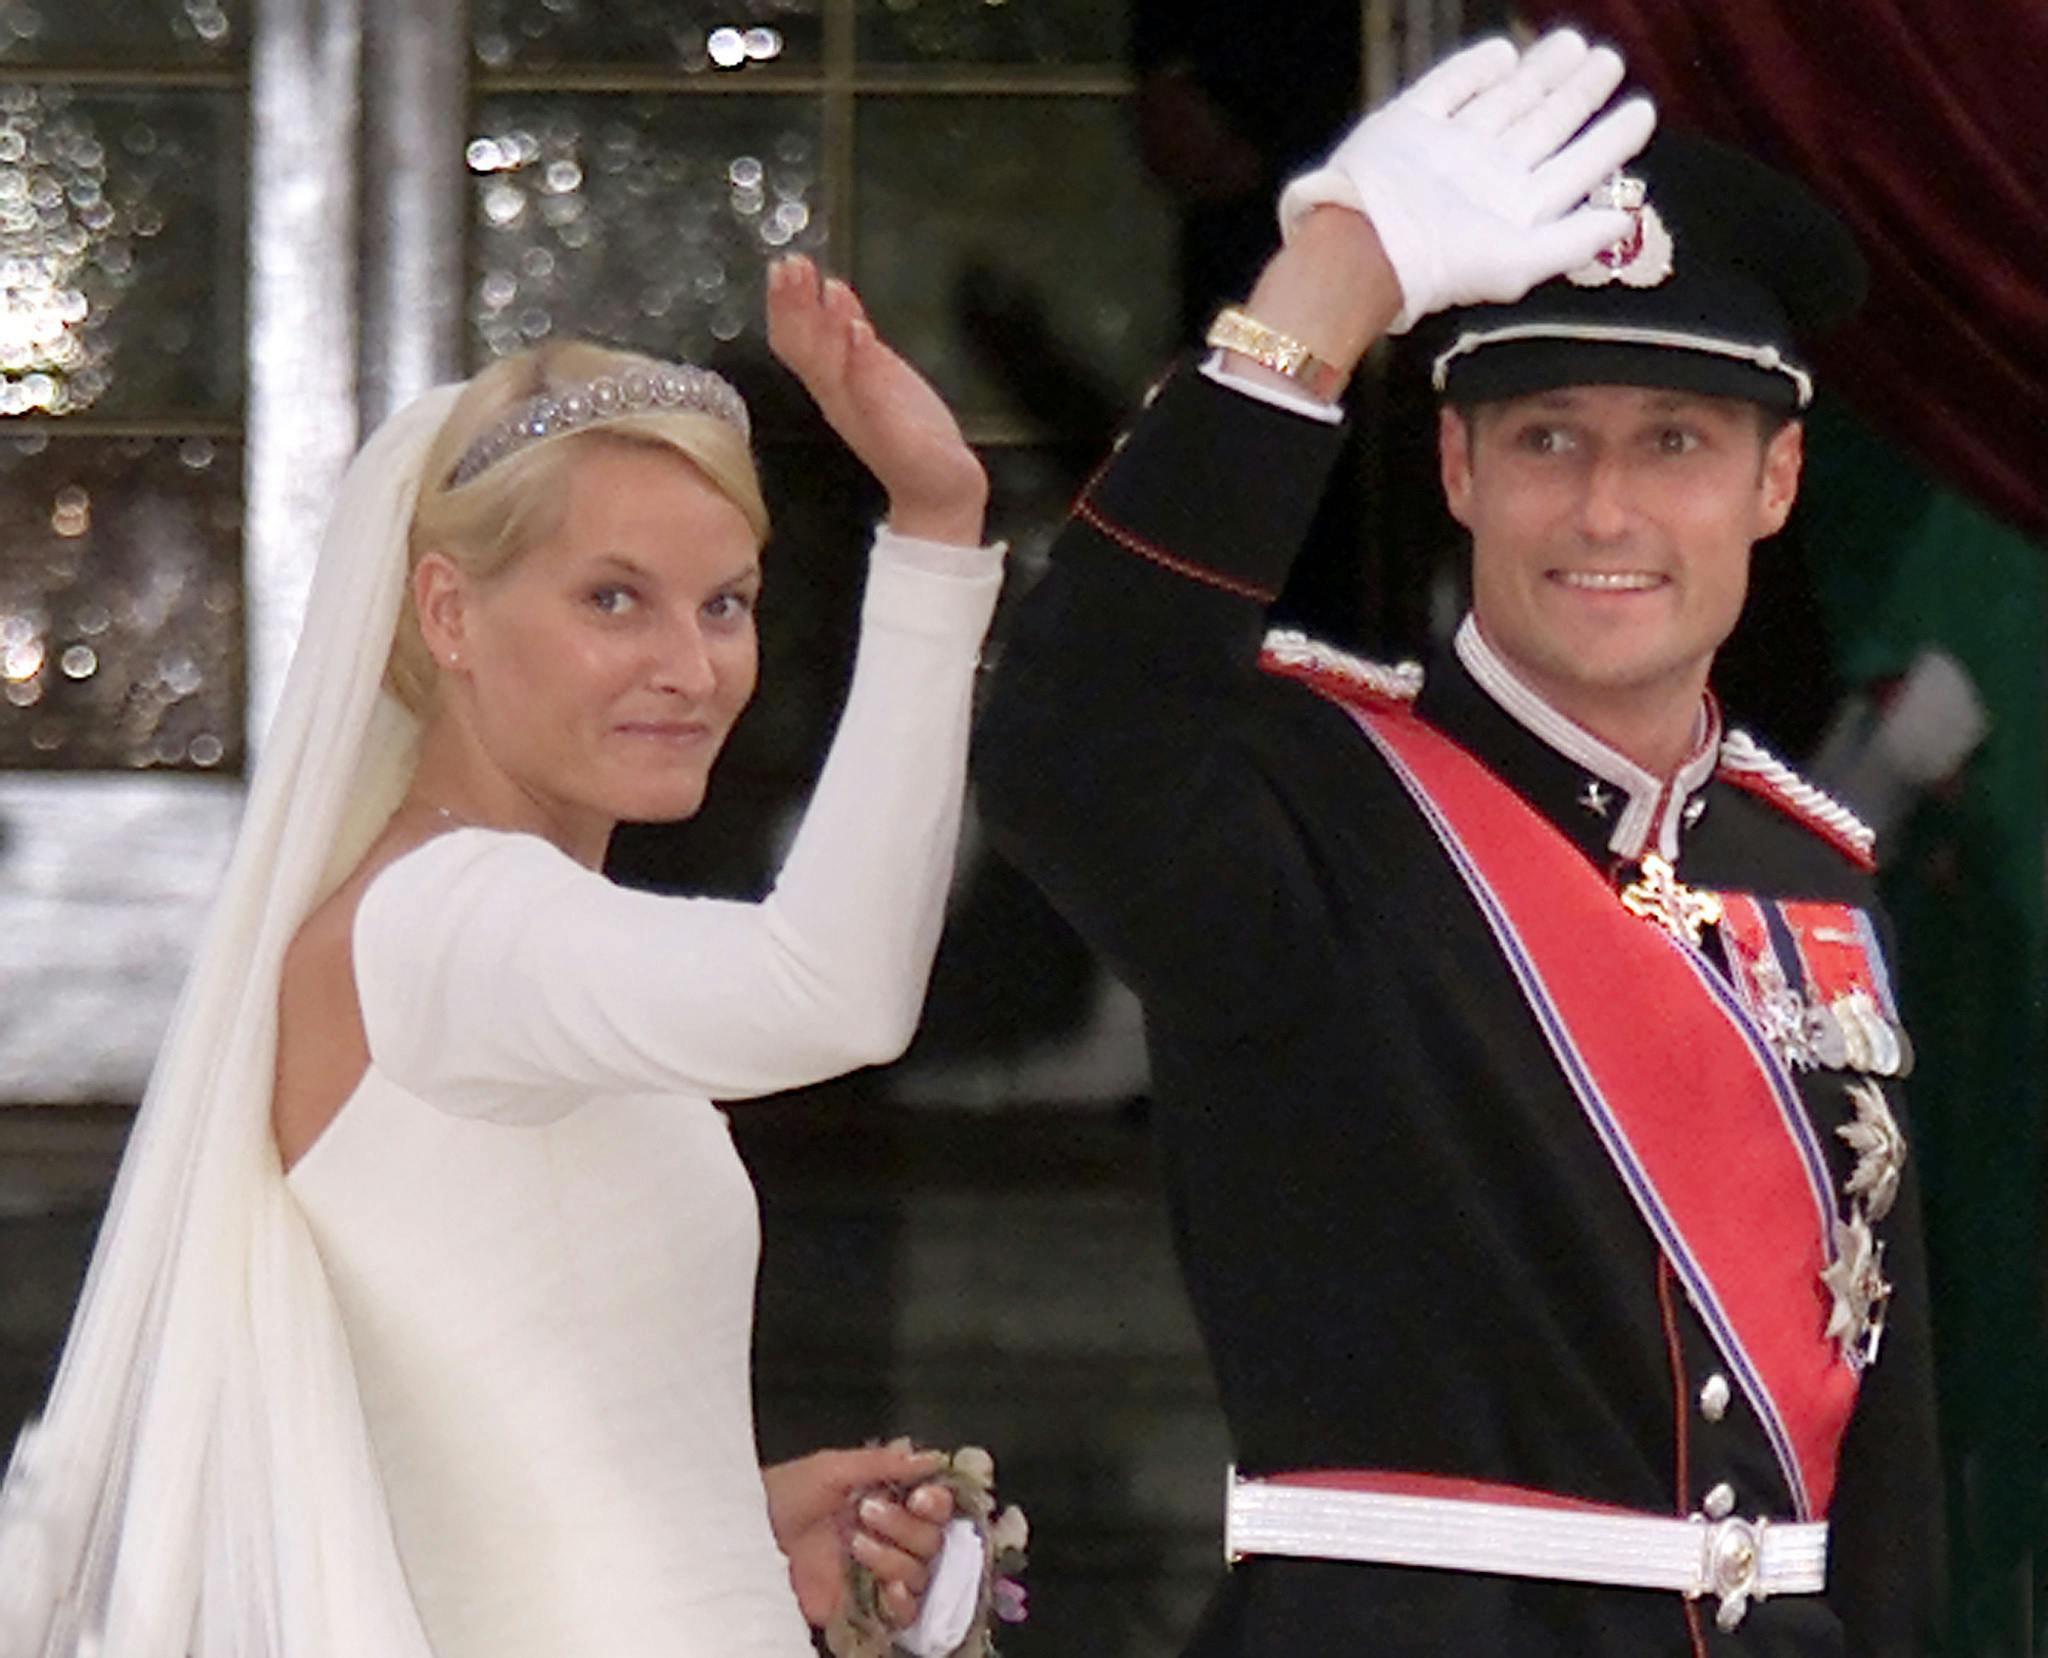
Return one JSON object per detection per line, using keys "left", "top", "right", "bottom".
{"left": 448, "top": 360, "right": 752, "bottom": 488}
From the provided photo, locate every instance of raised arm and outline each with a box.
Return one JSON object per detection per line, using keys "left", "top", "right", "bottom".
{"left": 355, "top": 267, "right": 1004, "bottom": 1112}
{"left": 357, "top": 527, "right": 1000, "bottom": 1113}
{"left": 975, "top": 30, "right": 1652, "bottom": 1031}
{"left": 972, "top": 214, "right": 1395, "bottom": 1033}
{"left": 767, "top": 253, "right": 989, "bottom": 548}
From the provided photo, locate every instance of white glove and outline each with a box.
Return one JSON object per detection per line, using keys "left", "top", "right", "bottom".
{"left": 1279, "top": 29, "right": 1657, "bottom": 333}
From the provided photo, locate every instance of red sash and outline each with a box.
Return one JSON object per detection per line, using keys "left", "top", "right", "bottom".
{"left": 1341, "top": 696, "right": 1859, "bottom": 1517}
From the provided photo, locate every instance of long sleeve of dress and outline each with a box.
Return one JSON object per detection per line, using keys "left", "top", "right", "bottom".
{"left": 974, "top": 363, "right": 1351, "bottom": 1033}
{"left": 351, "top": 528, "right": 1002, "bottom": 1118}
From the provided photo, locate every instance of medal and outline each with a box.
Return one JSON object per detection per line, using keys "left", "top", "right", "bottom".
{"left": 1618, "top": 853, "right": 1723, "bottom": 945}
{"left": 1838, "top": 1078, "right": 1906, "bottom": 1224}
{"left": 1843, "top": 991, "right": 1901, "bottom": 1078}
{"left": 1716, "top": 894, "right": 1817, "bottom": 1072}
{"left": 1820, "top": 1209, "right": 1892, "bottom": 1369}
{"left": 1831, "top": 994, "right": 1877, "bottom": 1073}
{"left": 1803, "top": 1000, "right": 1849, "bottom": 1070}
{"left": 1778, "top": 901, "right": 1912, "bottom": 1076}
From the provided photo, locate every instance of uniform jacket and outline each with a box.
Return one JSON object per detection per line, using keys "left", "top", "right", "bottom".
{"left": 975, "top": 367, "right": 1943, "bottom": 1657}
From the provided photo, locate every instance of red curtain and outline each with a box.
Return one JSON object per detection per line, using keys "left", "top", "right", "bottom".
{"left": 1522, "top": 0, "right": 2048, "bottom": 545}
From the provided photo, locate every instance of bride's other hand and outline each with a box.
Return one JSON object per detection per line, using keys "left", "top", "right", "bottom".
{"left": 764, "top": 1441, "right": 957, "bottom": 1627}
{"left": 766, "top": 254, "right": 989, "bottom": 547}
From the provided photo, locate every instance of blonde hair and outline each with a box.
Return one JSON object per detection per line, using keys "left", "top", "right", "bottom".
{"left": 387, "top": 340, "right": 770, "bottom": 715}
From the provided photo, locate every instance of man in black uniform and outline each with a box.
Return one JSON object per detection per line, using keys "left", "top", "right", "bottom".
{"left": 976, "top": 30, "right": 1941, "bottom": 1658}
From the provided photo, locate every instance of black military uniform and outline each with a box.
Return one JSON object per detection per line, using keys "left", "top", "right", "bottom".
{"left": 975, "top": 137, "right": 1943, "bottom": 1658}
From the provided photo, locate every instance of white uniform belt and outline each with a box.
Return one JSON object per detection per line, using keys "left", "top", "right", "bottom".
{"left": 1225, "top": 1474, "right": 1828, "bottom": 1631}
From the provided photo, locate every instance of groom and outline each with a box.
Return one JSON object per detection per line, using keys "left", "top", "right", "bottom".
{"left": 978, "top": 29, "right": 1940, "bottom": 1657}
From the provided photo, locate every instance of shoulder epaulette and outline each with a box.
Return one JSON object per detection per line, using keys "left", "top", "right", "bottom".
{"left": 1717, "top": 729, "right": 1877, "bottom": 872}
{"left": 1258, "top": 628, "right": 1424, "bottom": 711}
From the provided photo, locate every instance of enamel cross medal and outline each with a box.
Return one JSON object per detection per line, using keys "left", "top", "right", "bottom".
{"left": 1619, "top": 853, "right": 1723, "bottom": 946}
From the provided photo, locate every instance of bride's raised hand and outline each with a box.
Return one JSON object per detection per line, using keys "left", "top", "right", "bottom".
{"left": 766, "top": 254, "right": 988, "bottom": 547}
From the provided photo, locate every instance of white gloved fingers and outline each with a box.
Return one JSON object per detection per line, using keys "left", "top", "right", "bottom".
{"left": 1457, "top": 29, "right": 1589, "bottom": 139}
{"left": 1398, "top": 34, "right": 1520, "bottom": 118}
{"left": 1527, "top": 95, "right": 1657, "bottom": 220}
{"left": 1513, "top": 207, "right": 1640, "bottom": 291}
{"left": 1278, "top": 31, "right": 1649, "bottom": 326}
{"left": 1502, "top": 45, "right": 1626, "bottom": 169}
{"left": 1511, "top": 26, "right": 1593, "bottom": 90}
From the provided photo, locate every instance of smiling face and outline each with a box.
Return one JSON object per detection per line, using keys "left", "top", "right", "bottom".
{"left": 1440, "top": 385, "right": 1802, "bottom": 758}
{"left": 418, "top": 435, "right": 763, "bottom": 840}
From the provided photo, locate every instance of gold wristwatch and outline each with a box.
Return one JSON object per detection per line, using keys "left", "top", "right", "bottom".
{"left": 1205, "top": 306, "right": 1348, "bottom": 402}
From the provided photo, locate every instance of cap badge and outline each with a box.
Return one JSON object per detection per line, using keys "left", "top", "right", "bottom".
{"left": 1567, "top": 172, "right": 1674, "bottom": 290}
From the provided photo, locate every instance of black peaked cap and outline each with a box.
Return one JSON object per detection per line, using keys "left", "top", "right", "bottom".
{"left": 1426, "top": 131, "right": 1868, "bottom": 413}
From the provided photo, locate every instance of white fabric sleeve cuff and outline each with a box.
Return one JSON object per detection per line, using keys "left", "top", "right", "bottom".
{"left": 1199, "top": 350, "right": 1345, "bottom": 425}
{"left": 871, "top": 523, "right": 1007, "bottom": 579}
{"left": 863, "top": 524, "right": 1005, "bottom": 643}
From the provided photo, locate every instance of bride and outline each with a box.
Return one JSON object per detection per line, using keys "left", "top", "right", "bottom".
{"left": 0, "top": 257, "right": 1002, "bottom": 1658}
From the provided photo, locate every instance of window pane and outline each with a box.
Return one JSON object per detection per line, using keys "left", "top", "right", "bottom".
{"left": 0, "top": 434, "right": 242, "bottom": 772}
{"left": 472, "top": 0, "right": 822, "bottom": 73}
{"left": 0, "top": 0, "right": 246, "bottom": 66}
{"left": 855, "top": 97, "right": 1175, "bottom": 432}
{"left": 857, "top": 0, "right": 1129, "bottom": 66}
{"left": 0, "top": 88, "right": 244, "bottom": 419}
{"left": 469, "top": 95, "right": 825, "bottom": 372}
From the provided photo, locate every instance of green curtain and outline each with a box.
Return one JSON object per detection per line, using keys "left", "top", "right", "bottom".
{"left": 1801, "top": 400, "right": 2048, "bottom": 1656}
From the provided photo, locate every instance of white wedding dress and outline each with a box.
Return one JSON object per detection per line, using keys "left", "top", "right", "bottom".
{"left": 282, "top": 535, "right": 1000, "bottom": 1658}
{"left": 0, "top": 384, "right": 1001, "bottom": 1658}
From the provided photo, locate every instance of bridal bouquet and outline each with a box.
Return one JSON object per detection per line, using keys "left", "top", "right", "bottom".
{"left": 827, "top": 1445, "right": 1029, "bottom": 1658}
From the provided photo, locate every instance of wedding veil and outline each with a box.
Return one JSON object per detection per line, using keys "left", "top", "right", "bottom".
{"left": 0, "top": 385, "right": 463, "bottom": 1657}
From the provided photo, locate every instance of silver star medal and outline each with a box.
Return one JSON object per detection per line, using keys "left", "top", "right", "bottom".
{"left": 1837, "top": 1078, "right": 1906, "bottom": 1223}
{"left": 1820, "top": 1209, "right": 1892, "bottom": 1369}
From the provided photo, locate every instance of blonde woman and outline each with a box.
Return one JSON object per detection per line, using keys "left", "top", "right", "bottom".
{"left": 0, "top": 258, "right": 1002, "bottom": 1658}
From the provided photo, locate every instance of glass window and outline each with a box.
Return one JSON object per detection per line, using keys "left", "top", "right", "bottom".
{"left": 472, "top": 0, "right": 823, "bottom": 74}
{"left": 0, "top": 88, "right": 245, "bottom": 419}
{"left": 469, "top": 94, "right": 826, "bottom": 369}
{"left": 0, "top": 0, "right": 247, "bottom": 67}
{"left": 0, "top": 433, "right": 242, "bottom": 772}
{"left": 480, "top": 2, "right": 1181, "bottom": 886}
{"left": 856, "top": 0, "right": 1129, "bottom": 68}
{"left": 855, "top": 96, "right": 1175, "bottom": 431}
